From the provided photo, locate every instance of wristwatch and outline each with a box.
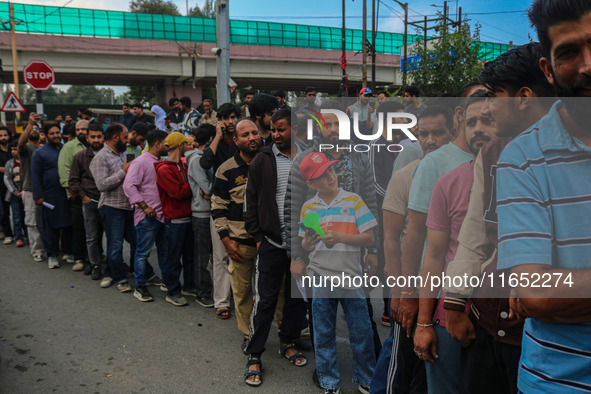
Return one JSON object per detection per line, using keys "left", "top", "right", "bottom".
{"left": 367, "top": 248, "right": 378, "bottom": 254}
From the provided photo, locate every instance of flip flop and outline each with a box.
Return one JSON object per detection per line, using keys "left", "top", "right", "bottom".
{"left": 216, "top": 307, "right": 231, "bottom": 320}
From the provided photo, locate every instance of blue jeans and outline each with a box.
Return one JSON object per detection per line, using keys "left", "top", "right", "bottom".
{"left": 10, "top": 195, "right": 26, "bottom": 241}
{"left": 425, "top": 324, "right": 462, "bottom": 394}
{"left": 99, "top": 205, "right": 136, "bottom": 284}
{"left": 162, "top": 220, "right": 195, "bottom": 296}
{"left": 134, "top": 217, "right": 167, "bottom": 287}
{"left": 312, "top": 284, "right": 376, "bottom": 390}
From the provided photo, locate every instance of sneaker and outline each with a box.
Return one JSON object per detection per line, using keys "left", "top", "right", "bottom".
{"left": 181, "top": 288, "right": 198, "bottom": 298}
{"left": 0, "top": 231, "right": 5, "bottom": 240}
{"left": 3, "top": 236, "right": 12, "bottom": 245}
{"left": 48, "top": 256, "right": 60, "bottom": 269}
{"left": 91, "top": 265, "right": 102, "bottom": 280}
{"left": 100, "top": 276, "right": 113, "bottom": 288}
{"left": 117, "top": 282, "right": 132, "bottom": 293}
{"left": 241, "top": 338, "right": 249, "bottom": 355}
{"left": 134, "top": 286, "right": 154, "bottom": 302}
{"left": 324, "top": 389, "right": 342, "bottom": 394}
{"left": 195, "top": 296, "right": 214, "bottom": 308}
{"left": 159, "top": 284, "right": 168, "bottom": 292}
{"left": 72, "top": 260, "right": 84, "bottom": 271}
{"left": 381, "top": 312, "right": 391, "bottom": 327}
{"left": 16, "top": 240, "right": 24, "bottom": 247}
{"left": 165, "top": 293, "right": 188, "bottom": 306}
{"left": 83, "top": 263, "right": 92, "bottom": 275}
{"left": 33, "top": 254, "right": 44, "bottom": 262}
{"left": 66, "top": 254, "right": 75, "bottom": 263}
{"left": 146, "top": 276, "right": 162, "bottom": 286}
{"left": 358, "top": 385, "right": 370, "bottom": 394}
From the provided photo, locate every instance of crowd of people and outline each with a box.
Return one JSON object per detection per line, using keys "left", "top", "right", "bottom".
{"left": 1, "top": 0, "right": 590, "bottom": 392}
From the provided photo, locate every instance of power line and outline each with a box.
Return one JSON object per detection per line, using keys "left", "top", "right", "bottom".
{"left": 467, "top": 10, "right": 527, "bottom": 15}
{"left": 474, "top": 19, "right": 528, "bottom": 43}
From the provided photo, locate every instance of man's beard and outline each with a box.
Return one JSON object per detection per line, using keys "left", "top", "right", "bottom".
{"left": 0, "top": 139, "right": 8, "bottom": 146}
{"left": 50, "top": 139, "right": 62, "bottom": 148}
{"left": 274, "top": 137, "right": 291, "bottom": 151}
{"left": 552, "top": 71, "right": 591, "bottom": 129}
{"left": 116, "top": 140, "right": 126, "bottom": 152}
{"left": 77, "top": 134, "right": 88, "bottom": 146}
{"left": 467, "top": 133, "right": 492, "bottom": 156}
{"left": 29, "top": 133, "right": 40, "bottom": 142}
{"left": 91, "top": 142, "right": 103, "bottom": 151}
{"left": 239, "top": 141, "right": 260, "bottom": 156}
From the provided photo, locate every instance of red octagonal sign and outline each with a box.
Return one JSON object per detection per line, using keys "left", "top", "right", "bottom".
{"left": 24, "top": 60, "right": 55, "bottom": 91}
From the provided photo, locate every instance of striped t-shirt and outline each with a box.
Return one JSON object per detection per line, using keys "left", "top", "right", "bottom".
{"left": 497, "top": 101, "right": 591, "bottom": 393}
{"left": 299, "top": 188, "right": 377, "bottom": 283}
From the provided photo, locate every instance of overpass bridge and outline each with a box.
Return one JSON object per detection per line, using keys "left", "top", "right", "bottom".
{"left": 0, "top": 3, "right": 510, "bottom": 104}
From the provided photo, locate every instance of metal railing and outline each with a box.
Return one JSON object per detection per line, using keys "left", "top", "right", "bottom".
{"left": 0, "top": 2, "right": 508, "bottom": 60}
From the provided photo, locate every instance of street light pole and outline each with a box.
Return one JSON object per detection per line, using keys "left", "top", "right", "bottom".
{"left": 216, "top": 0, "right": 230, "bottom": 105}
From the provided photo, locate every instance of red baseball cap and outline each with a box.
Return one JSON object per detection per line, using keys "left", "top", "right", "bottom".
{"left": 300, "top": 152, "right": 338, "bottom": 182}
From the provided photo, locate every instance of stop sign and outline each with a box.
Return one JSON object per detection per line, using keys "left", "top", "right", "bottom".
{"left": 23, "top": 60, "right": 55, "bottom": 91}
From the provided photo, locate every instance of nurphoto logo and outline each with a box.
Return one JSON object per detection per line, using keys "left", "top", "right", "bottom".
{"left": 305, "top": 108, "right": 418, "bottom": 153}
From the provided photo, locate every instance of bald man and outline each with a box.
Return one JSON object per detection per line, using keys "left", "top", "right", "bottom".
{"left": 211, "top": 119, "right": 262, "bottom": 352}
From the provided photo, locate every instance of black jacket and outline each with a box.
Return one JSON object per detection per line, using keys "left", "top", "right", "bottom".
{"left": 244, "top": 145, "right": 282, "bottom": 245}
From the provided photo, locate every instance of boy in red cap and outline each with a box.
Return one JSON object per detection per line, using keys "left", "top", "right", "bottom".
{"left": 298, "top": 151, "right": 377, "bottom": 394}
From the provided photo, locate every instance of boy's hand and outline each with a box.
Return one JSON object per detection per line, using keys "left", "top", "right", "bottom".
{"left": 320, "top": 230, "right": 341, "bottom": 245}
{"left": 302, "top": 231, "right": 320, "bottom": 251}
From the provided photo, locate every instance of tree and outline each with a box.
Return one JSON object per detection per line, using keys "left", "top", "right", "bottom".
{"left": 129, "top": 0, "right": 181, "bottom": 15}
{"left": 407, "top": 16, "right": 484, "bottom": 97}
{"left": 126, "top": 86, "right": 157, "bottom": 106}
{"left": 62, "top": 86, "right": 114, "bottom": 105}
{"left": 22, "top": 86, "right": 63, "bottom": 105}
{"left": 188, "top": 0, "right": 215, "bottom": 18}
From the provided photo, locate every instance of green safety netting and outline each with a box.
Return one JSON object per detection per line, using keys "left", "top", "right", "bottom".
{"left": 0, "top": 2, "right": 508, "bottom": 60}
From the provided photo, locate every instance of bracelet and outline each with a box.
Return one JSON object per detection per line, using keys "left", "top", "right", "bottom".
{"left": 401, "top": 291, "right": 416, "bottom": 296}
{"left": 140, "top": 205, "right": 148, "bottom": 211}
{"left": 416, "top": 322, "right": 434, "bottom": 328}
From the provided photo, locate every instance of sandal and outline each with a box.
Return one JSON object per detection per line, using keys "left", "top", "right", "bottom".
{"left": 244, "top": 356, "right": 262, "bottom": 386}
{"left": 279, "top": 343, "right": 308, "bottom": 367}
{"left": 216, "top": 307, "right": 230, "bottom": 320}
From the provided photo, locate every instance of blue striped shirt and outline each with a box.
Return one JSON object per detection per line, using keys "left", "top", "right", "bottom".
{"left": 497, "top": 101, "right": 591, "bottom": 393}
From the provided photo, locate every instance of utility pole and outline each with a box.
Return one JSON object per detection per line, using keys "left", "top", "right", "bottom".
{"left": 371, "top": 0, "right": 376, "bottom": 91}
{"left": 215, "top": 0, "right": 230, "bottom": 105}
{"left": 9, "top": 2, "right": 20, "bottom": 122}
{"left": 393, "top": 1, "right": 408, "bottom": 90}
{"left": 362, "top": 0, "right": 367, "bottom": 88}
{"left": 341, "top": 0, "right": 348, "bottom": 96}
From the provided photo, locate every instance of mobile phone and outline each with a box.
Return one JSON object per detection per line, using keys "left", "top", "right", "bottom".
{"left": 127, "top": 153, "right": 135, "bottom": 162}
